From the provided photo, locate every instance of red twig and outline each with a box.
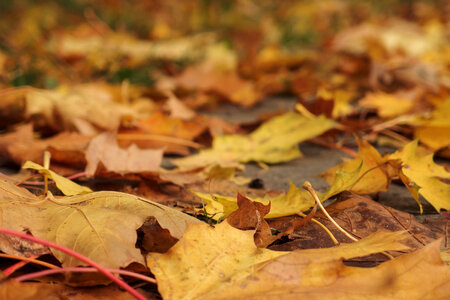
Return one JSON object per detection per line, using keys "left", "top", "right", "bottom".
{"left": 15, "top": 266, "right": 156, "bottom": 285}
{"left": 2, "top": 254, "right": 40, "bottom": 276}
{"left": 0, "top": 228, "right": 147, "bottom": 300}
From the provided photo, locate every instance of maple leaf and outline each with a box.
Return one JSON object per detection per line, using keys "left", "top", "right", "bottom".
{"left": 0, "top": 178, "right": 201, "bottom": 269}
{"left": 388, "top": 140, "right": 450, "bottom": 212}
{"left": 173, "top": 112, "right": 336, "bottom": 170}
{"left": 147, "top": 220, "right": 434, "bottom": 300}
{"left": 147, "top": 222, "right": 287, "bottom": 300}
{"left": 320, "top": 138, "right": 389, "bottom": 194}
{"left": 359, "top": 92, "right": 414, "bottom": 119}
{"left": 192, "top": 165, "right": 360, "bottom": 220}
{"left": 414, "top": 98, "right": 450, "bottom": 150}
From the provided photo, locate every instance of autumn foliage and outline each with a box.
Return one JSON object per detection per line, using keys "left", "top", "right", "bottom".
{"left": 0, "top": 1, "right": 449, "bottom": 299}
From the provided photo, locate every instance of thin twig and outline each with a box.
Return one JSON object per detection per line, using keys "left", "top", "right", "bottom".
{"left": 0, "top": 228, "right": 147, "bottom": 300}
{"left": 15, "top": 267, "right": 156, "bottom": 284}
{"left": 0, "top": 253, "right": 60, "bottom": 276}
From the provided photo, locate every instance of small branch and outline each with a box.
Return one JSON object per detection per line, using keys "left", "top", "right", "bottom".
{"left": 0, "top": 253, "right": 60, "bottom": 277}
{"left": 15, "top": 267, "right": 156, "bottom": 285}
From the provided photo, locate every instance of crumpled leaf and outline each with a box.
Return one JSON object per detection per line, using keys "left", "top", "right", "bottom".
{"left": 193, "top": 165, "right": 360, "bottom": 220}
{"left": 207, "top": 238, "right": 449, "bottom": 300}
{"left": 85, "top": 132, "right": 164, "bottom": 176}
{"left": 147, "top": 221, "right": 287, "bottom": 300}
{"left": 173, "top": 112, "right": 336, "bottom": 170}
{"left": 320, "top": 138, "right": 389, "bottom": 194}
{"left": 389, "top": 140, "right": 450, "bottom": 212}
{"left": 0, "top": 178, "right": 201, "bottom": 269}
{"left": 22, "top": 161, "right": 92, "bottom": 196}
{"left": 271, "top": 193, "right": 443, "bottom": 252}
{"left": 148, "top": 220, "right": 417, "bottom": 300}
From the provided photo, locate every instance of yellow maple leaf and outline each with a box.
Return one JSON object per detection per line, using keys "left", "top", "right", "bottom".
{"left": 360, "top": 92, "right": 414, "bottom": 119}
{"left": 388, "top": 140, "right": 450, "bottom": 212}
{"left": 0, "top": 179, "right": 201, "bottom": 269}
{"left": 207, "top": 238, "right": 449, "bottom": 300}
{"left": 320, "top": 138, "right": 389, "bottom": 194}
{"left": 192, "top": 165, "right": 360, "bottom": 220}
{"left": 147, "top": 221, "right": 430, "bottom": 300}
{"left": 173, "top": 112, "right": 336, "bottom": 170}
{"left": 414, "top": 98, "right": 450, "bottom": 150}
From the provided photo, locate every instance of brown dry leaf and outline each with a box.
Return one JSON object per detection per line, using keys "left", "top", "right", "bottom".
{"left": 0, "top": 178, "right": 201, "bottom": 270}
{"left": 148, "top": 220, "right": 415, "bottom": 300}
{"left": 209, "top": 239, "right": 449, "bottom": 300}
{"left": 0, "top": 124, "right": 90, "bottom": 168}
{"left": 118, "top": 112, "right": 205, "bottom": 155}
{"left": 270, "top": 193, "right": 442, "bottom": 252}
{"left": 226, "top": 193, "right": 274, "bottom": 248}
{"left": 169, "top": 62, "right": 262, "bottom": 107}
{"left": 320, "top": 138, "right": 389, "bottom": 194}
{"left": 85, "top": 132, "right": 163, "bottom": 176}
{"left": 0, "top": 280, "right": 61, "bottom": 300}
{"left": 166, "top": 94, "right": 196, "bottom": 120}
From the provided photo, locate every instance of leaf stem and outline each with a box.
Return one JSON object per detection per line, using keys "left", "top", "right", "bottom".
{"left": 0, "top": 227, "right": 147, "bottom": 300}
{"left": 297, "top": 213, "right": 339, "bottom": 245}
{"left": 302, "top": 181, "right": 358, "bottom": 242}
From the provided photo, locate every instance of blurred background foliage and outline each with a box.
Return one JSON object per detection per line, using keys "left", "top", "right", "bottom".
{"left": 0, "top": 0, "right": 448, "bottom": 88}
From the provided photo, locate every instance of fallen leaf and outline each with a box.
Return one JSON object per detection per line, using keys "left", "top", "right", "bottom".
{"left": 414, "top": 98, "right": 450, "bottom": 150}
{"left": 0, "top": 178, "right": 201, "bottom": 269}
{"left": 0, "top": 124, "right": 90, "bottom": 169}
{"left": 270, "top": 193, "right": 442, "bottom": 252}
{"left": 360, "top": 92, "right": 414, "bottom": 119}
{"left": 85, "top": 132, "right": 163, "bottom": 176}
{"left": 208, "top": 238, "right": 449, "bottom": 300}
{"left": 25, "top": 85, "right": 136, "bottom": 134}
{"left": 0, "top": 279, "right": 60, "bottom": 300}
{"left": 193, "top": 165, "right": 361, "bottom": 221}
{"left": 320, "top": 138, "right": 389, "bottom": 194}
{"left": 147, "top": 221, "right": 287, "bottom": 300}
{"left": 226, "top": 193, "right": 274, "bottom": 247}
{"left": 148, "top": 219, "right": 416, "bottom": 300}
{"left": 22, "top": 161, "right": 92, "bottom": 196}
{"left": 173, "top": 112, "right": 336, "bottom": 170}
{"left": 388, "top": 140, "right": 450, "bottom": 212}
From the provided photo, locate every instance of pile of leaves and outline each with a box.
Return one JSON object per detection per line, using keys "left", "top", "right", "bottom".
{"left": 0, "top": 0, "right": 449, "bottom": 299}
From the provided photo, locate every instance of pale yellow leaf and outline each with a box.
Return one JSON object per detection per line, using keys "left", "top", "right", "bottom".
{"left": 22, "top": 161, "right": 92, "bottom": 196}
{"left": 147, "top": 222, "right": 287, "bottom": 300}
